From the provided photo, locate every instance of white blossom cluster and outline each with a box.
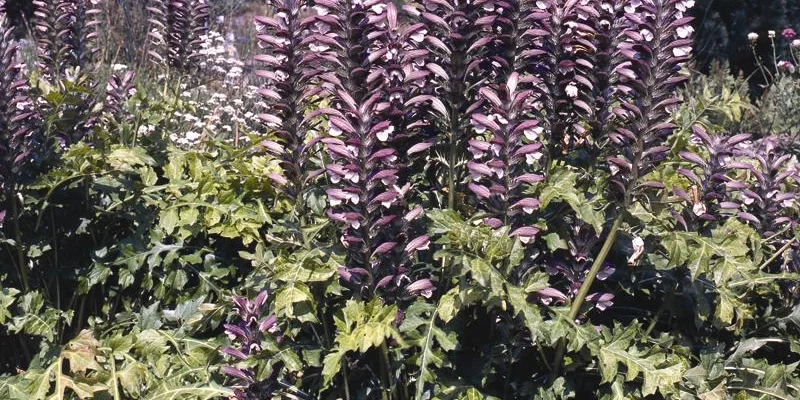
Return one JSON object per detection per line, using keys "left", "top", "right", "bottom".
{"left": 167, "top": 30, "right": 264, "bottom": 148}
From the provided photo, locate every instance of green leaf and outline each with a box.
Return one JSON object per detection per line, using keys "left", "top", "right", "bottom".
{"left": 321, "top": 299, "right": 402, "bottom": 389}
{"left": 0, "top": 287, "right": 19, "bottom": 324}
{"left": 597, "top": 324, "right": 685, "bottom": 396}
{"left": 107, "top": 147, "right": 156, "bottom": 171}
{"left": 539, "top": 168, "right": 604, "bottom": 233}
{"left": 160, "top": 208, "right": 180, "bottom": 235}
{"left": 61, "top": 330, "right": 102, "bottom": 374}
{"left": 401, "top": 301, "right": 458, "bottom": 399}
{"left": 144, "top": 383, "right": 234, "bottom": 400}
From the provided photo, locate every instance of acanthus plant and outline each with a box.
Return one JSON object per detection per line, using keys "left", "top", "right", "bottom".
{"left": 221, "top": 291, "right": 288, "bottom": 399}
{"left": 732, "top": 137, "right": 800, "bottom": 271}
{"left": 146, "top": 0, "right": 210, "bottom": 71}
{"left": 311, "top": 0, "right": 432, "bottom": 301}
{"left": 372, "top": 4, "right": 430, "bottom": 163}
{"left": 0, "top": 0, "right": 38, "bottom": 291}
{"left": 101, "top": 70, "right": 137, "bottom": 130}
{"left": 467, "top": 73, "right": 546, "bottom": 245}
{"left": 254, "top": 0, "right": 325, "bottom": 221}
{"left": 525, "top": 0, "right": 601, "bottom": 157}
{"left": 405, "top": 0, "right": 493, "bottom": 209}
{"left": 32, "top": 0, "right": 102, "bottom": 76}
{"left": 551, "top": 0, "right": 694, "bottom": 369}
{"left": 32, "top": 0, "right": 104, "bottom": 146}
{"left": 673, "top": 126, "right": 752, "bottom": 232}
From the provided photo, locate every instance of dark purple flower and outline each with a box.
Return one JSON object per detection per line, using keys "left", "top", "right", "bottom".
{"left": 585, "top": 292, "right": 615, "bottom": 311}
{"left": 221, "top": 292, "right": 282, "bottom": 399}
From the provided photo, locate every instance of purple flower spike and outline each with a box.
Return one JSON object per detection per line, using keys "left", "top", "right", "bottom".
{"left": 608, "top": 0, "right": 694, "bottom": 202}
{"left": 253, "top": 0, "right": 327, "bottom": 212}
{"left": 221, "top": 292, "right": 281, "bottom": 396}
{"left": 468, "top": 73, "right": 546, "bottom": 243}
{"left": 145, "top": 0, "right": 210, "bottom": 71}
{"left": 307, "top": 0, "right": 432, "bottom": 301}
{"left": 0, "top": 2, "right": 38, "bottom": 196}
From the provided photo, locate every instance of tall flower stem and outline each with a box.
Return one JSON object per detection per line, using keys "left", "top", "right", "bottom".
{"left": 551, "top": 212, "right": 624, "bottom": 374}
{"left": 379, "top": 341, "right": 398, "bottom": 400}
{"left": 11, "top": 190, "right": 29, "bottom": 292}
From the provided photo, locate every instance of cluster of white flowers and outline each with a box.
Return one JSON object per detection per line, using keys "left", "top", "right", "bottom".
{"left": 165, "top": 30, "right": 265, "bottom": 148}
{"left": 197, "top": 30, "right": 245, "bottom": 83}
{"left": 169, "top": 82, "right": 264, "bottom": 147}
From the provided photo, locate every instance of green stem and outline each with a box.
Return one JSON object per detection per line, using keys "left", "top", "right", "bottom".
{"left": 569, "top": 213, "right": 624, "bottom": 319}
{"left": 759, "top": 237, "right": 797, "bottom": 271}
{"left": 447, "top": 139, "right": 456, "bottom": 210}
{"left": 110, "top": 355, "right": 121, "bottom": 400}
{"left": 342, "top": 359, "right": 352, "bottom": 400}
{"left": 551, "top": 212, "right": 624, "bottom": 374}
{"left": 379, "top": 341, "right": 394, "bottom": 400}
{"left": 644, "top": 291, "right": 671, "bottom": 337}
{"left": 11, "top": 192, "right": 29, "bottom": 293}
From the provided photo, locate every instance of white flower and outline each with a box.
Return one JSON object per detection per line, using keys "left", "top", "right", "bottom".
{"left": 769, "top": 30, "right": 776, "bottom": 39}
{"left": 640, "top": 29, "right": 654, "bottom": 42}
{"left": 525, "top": 152, "right": 543, "bottom": 165}
{"left": 410, "top": 29, "right": 427, "bottom": 43}
{"left": 376, "top": 125, "right": 394, "bottom": 141}
{"left": 565, "top": 82, "right": 579, "bottom": 98}
{"left": 309, "top": 43, "right": 330, "bottom": 52}
{"left": 676, "top": 25, "right": 694, "bottom": 39}
{"left": 624, "top": 0, "right": 642, "bottom": 14}
{"left": 793, "top": 39, "right": 800, "bottom": 48}
{"left": 628, "top": 236, "right": 645, "bottom": 265}
{"left": 371, "top": 3, "right": 386, "bottom": 13}
{"left": 748, "top": 32, "right": 759, "bottom": 42}
{"left": 185, "top": 131, "right": 201, "bottom": 142}
{"left": 328, "top": 120, "right": 342, "bottom": 136}
{"left": 673, "top": 46, "right": 692, "bottom": 57}
{"left": 692, "top": 202, "right": 706, "bottom": 216}
{"left": 676, "top": 0, "right": 694, "bottom": 12}
{"left": 524, "top": 126, "right": 544, "bottom": 141}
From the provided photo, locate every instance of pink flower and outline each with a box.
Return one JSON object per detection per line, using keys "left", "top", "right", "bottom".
{"left": 778, "top": 60, "right": 796, "bottom": 74}
{"left": 783, "top": 28, "right": 797, "bottom": 40}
